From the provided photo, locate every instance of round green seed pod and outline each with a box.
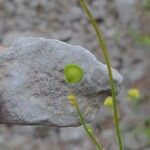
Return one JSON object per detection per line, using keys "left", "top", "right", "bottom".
{"left": 64, "top": 64, "right": 84, "bottom": 83}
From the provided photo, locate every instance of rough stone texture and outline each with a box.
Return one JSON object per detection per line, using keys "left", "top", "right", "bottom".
{"left": 0, "top": 37, "right": 123, "bottom": 127}
{"left": 114, "top": 0, "right": 138, "bottom": 26}
{"left": 0, "top": 0, "right": 149, "bottom": 149}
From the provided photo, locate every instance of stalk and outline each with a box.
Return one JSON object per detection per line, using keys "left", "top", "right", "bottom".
{"left": 79, "top": 0, "right": 124, "bottom": 149}
{"left": 76, "top": 103, "right": 103, "bottom": 150}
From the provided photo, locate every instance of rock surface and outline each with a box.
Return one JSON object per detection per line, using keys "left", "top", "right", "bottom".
{"left": 0, "top": 0, "right": 149, "bottom": 149}
{"left": 0, "top": 37, "right": 123, "bottom": 127}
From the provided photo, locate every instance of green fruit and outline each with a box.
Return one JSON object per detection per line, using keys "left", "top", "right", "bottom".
{"left": 64, "top": 64, "right": 84, "bottom": 83}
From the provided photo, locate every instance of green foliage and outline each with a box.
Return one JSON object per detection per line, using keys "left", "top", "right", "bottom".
{"left": 146, "top": 128, "right": 150, "bottom": 141}
{"left": 137, "top": 35, "right": 150, "bottom": 46}
{"left": 144, "top": 118, "right": 150, "bottom": 141}
{"left": 64, "top": 64, "right": 84, "bottom": 83}
{"left": 143, "top": 0, "right": 150, "bottom": 10}
{"left": 127, "top": 28, "right": 150, "bottom": 47}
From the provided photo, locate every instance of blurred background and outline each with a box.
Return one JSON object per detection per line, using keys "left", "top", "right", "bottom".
{"left": 0, "top": 0, "right": 149, "bottom": 150}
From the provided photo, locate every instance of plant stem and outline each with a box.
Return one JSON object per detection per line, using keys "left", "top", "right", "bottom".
{"left": 79, "top": 0, "right": 124, "bottom": 150}
{"left": 76, "top": 103, "right": 103, "bottom": 150}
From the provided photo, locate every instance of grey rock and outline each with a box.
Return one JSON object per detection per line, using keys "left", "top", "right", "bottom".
{"left": 114, "top": 0, "right": 139, "bottom": 27}
{"left": 60, "top": 127, "right": 85, "bottom": 142}
{"left": 92, "top": 0, "right": 107, "bottom": 21}
{"left": 124, "top": 131, "right": 148, "bottom": 149}
{"left": 0, "top": 37, "right": 123, "bottom": 127}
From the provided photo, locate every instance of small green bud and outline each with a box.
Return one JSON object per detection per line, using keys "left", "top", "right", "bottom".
{"left": 67, "top": 95, "right": 77, "bottom": 107}
{"left": 128, "top": 88, "right": 140, "bottom": 101}
{"left": 86, "top": 124, "right": 93, "bottom": 134}
{"left": 104, "top": 96, "right": 113, "bottom": 108}
{"left": 64, "top": 64, "right": 84, "bottom": 83}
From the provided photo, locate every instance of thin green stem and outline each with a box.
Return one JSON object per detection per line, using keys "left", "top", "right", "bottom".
{"left": 76, "top": 103, "right": 103, "bottom": 150}
{"left": 79, "top": 0, "right": 123, "bottom": 150}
